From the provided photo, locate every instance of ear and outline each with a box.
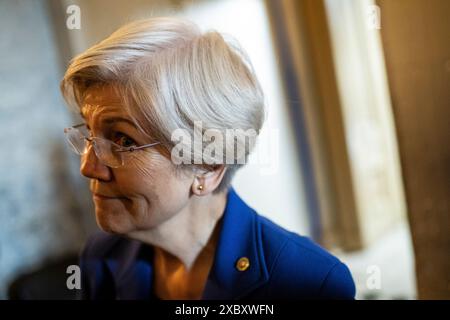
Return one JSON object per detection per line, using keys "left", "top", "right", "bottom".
{"left": 192, "top": 165, "right": 227, "bottom": 196}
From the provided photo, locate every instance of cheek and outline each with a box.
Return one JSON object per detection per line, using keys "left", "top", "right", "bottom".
{"left": 123, "top": 154, "right": 171, "bottom": 198}
{"left": 112, "top": 154, "right": 193, "bottom": 225}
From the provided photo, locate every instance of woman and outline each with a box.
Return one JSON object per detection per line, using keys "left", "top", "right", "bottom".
{"left": 61, "top": 17, "right": 355, "bottom": 300}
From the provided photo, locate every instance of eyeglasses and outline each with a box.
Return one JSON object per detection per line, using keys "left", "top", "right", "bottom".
{"left": 64, "top": 123, "right": 160, "bottom": 168}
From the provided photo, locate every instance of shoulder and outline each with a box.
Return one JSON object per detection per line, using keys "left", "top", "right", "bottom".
{"left": 81, "top": 232, "right": 123, "bottom": 260}
{"left": 80, "top": 231, "right": 140, "bottom": 269}
{"left": 255, "top": 214, "right": 356, "bottom": 299}
{"left": 78, "top": 232, "right": 129, "bottom": 299}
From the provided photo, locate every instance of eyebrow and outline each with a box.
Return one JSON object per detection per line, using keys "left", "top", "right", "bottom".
{"left": 79, "top": 112, "right": 137, "bottom": 128}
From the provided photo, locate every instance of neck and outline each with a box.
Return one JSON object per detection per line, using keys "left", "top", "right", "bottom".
{"left": 128, "top": 190, "right": 227, "bottom": 270}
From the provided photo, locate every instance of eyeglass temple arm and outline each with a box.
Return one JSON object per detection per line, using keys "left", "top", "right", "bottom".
{"left": 115, "top": 142, "right": 161, "bottom": 153}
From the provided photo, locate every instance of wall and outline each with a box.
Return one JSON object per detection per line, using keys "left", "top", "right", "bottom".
{"left": 378, "top": 0, "right": 450, "bottom": 299}
{"left": 0, "top": 0, "right": 94, "bottom": 298}
{"left": 324, "top": 0, "right": 407, "bottom": 247}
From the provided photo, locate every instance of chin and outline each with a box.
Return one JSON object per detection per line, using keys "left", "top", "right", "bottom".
{"left": 95, "top": 207, "right": 134, "bottom": 235}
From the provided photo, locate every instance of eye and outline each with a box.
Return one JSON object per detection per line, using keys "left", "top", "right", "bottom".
{"left": 83, "top": 124, "right": 93, "bottom": 138}
{"left": 114, "top": 132, "right": 136, "bottom": 148}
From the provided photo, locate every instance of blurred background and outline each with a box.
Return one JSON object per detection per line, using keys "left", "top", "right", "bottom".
{"left": 0, "top": 0, "right": 448, "bottom": 300}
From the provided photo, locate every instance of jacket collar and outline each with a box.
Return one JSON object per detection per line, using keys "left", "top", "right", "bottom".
{"left": 202, "top": 188, "right": 269, "bottom": 299}
{"left": 104, "top": 187, "right": 269, "bottom": 300}
{"left": 104, "top": 237, "right": 154, "bottom": 300}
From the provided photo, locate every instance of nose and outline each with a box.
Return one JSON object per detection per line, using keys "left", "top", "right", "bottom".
{"left": 80, "top": 144, "right": 112, "bottom": 181}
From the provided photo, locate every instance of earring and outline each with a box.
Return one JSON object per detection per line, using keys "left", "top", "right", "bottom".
{"left": 197, "top": 185, "right": 204, "bottom": 191}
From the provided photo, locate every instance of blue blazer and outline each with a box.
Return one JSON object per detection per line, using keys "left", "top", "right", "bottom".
{"left": 80, "top": 188, "right": 355, "bottom": 299}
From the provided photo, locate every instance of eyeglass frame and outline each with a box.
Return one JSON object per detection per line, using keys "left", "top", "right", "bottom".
{"left": 64, "top": 123, "right": 161, "bottom": 167}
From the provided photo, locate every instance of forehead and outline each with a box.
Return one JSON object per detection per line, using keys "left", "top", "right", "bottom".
{"left": 80, "top": 85, "right": 128, "bottom": 119}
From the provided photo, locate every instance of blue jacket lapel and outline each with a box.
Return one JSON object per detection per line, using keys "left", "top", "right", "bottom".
{"left": 202, "top": 188, "right": 269, "bottom": 299}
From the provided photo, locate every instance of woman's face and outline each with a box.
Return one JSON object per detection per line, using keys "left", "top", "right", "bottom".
{"left": 80, "top": 86, "right": 194, "bottom": 235}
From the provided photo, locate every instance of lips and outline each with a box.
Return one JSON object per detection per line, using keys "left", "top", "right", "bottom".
{"left": 91, "top": 180, "right": 126, "bottom": 200}
{"left": 93, "top": 193, "right": 117, "bottom": 199}
{"left": 92, "top": 191, "right": 128, "bottom": 201}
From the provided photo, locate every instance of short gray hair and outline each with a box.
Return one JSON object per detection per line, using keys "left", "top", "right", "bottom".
{"left": 61, "top": 17, "right": 265, "bottom": 193}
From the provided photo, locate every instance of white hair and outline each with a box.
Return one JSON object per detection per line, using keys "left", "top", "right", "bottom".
{"left": 61, "top": 17, "right": 265, "bottom": 193}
